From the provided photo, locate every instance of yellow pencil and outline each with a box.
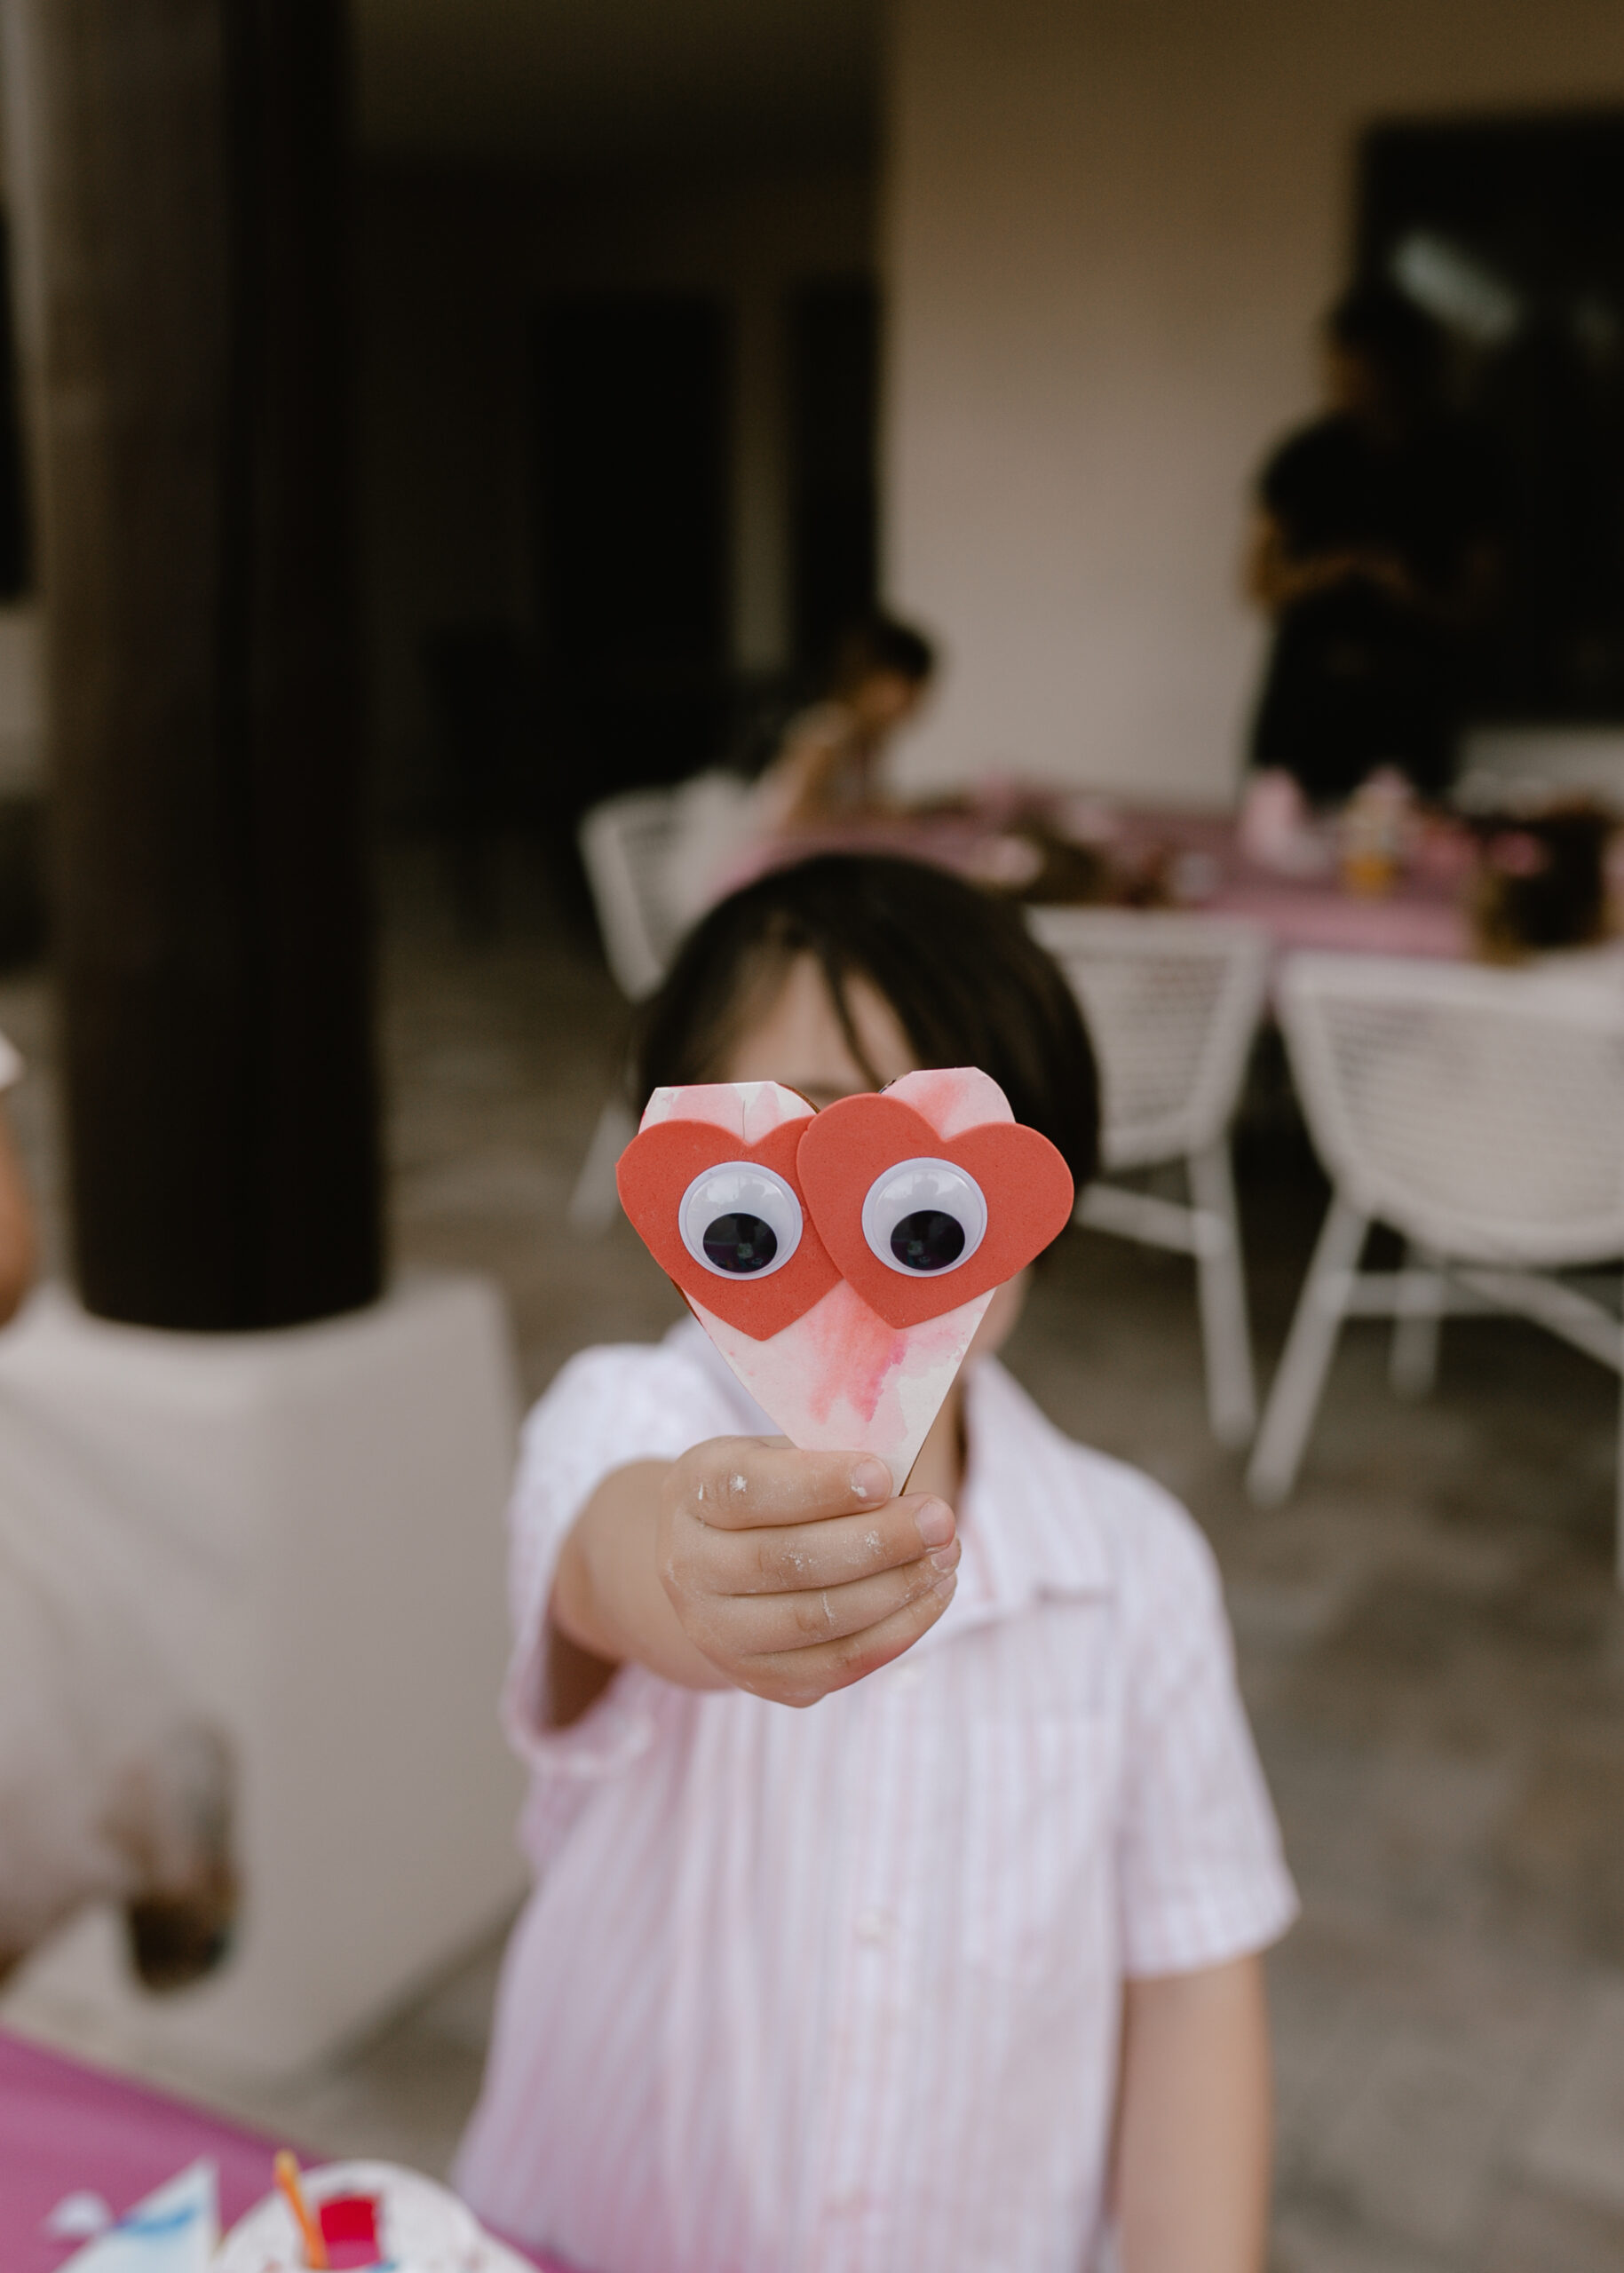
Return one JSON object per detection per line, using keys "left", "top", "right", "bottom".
{"left": 273, "top": 2150, "right": 329, "bottom": 2270}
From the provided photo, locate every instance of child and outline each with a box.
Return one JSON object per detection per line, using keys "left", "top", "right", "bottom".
{"left": 456, "top": 856, "right": 1295, "bottom": 2273}
{"left": 751, "top": 615, "right": 936, "bottom": 832}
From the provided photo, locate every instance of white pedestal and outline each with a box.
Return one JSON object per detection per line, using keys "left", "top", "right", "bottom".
{"left": 0, "top": 1275, "right": 528, "bottom": 2079}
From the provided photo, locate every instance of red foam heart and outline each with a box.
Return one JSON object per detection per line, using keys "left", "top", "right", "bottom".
{"left": 615, "top": 1114, "right": 842, "bottom": 1339}
{"left": 796, "top": 1091, "right": 1073, "bottom": 1327}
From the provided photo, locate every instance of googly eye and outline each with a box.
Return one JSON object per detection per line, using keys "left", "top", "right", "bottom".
{"left": 678, "top": 1161, "right": 804, "bottom": 1279}
{"left": 861, "top": 1157, "right": 987, "bottom": 1277}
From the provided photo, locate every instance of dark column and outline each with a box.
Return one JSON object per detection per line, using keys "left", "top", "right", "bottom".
{"left": 3, "top": 0, "right": 380, "bottom": 1328}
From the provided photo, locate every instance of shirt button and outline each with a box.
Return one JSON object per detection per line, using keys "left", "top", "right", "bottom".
{"left": 890, "top": 1662, "right": 924, "bottom": 1694}
{"left": 826, "top": 2189, "right": 866, "bottom": 2214}
{"left": 854, "top": 1906, "right": 891, "bottom": 1944}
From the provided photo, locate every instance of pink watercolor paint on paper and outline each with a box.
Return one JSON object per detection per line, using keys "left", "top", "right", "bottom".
{"left": 616, "top": 1067, "right": 1073, "bottom": 1484}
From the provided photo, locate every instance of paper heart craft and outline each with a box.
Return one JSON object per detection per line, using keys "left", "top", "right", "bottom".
{"left": 615, "top": 1079, "right": 840, "bottom": 1339}
{"left": 616, "top": 1068, "right": 1073, "bottom": 1484}
{"left": 796, "top": 1073, "right": 1076, "bottom": 1330}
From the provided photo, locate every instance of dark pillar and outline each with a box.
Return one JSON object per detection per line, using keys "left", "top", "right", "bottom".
{"left": 3, "top": 0, "right": 380, "bottom": 1329}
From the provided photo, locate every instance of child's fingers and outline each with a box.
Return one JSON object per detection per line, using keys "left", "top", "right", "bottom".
{"left": 672, "top": 1437, "right": 892, "bottom": 1532}
{"left": 736, "top": 1572, "right": 959, "bottom": 1707}
{"left": 708, "top": 1540, "right": 960, "bottom": 1659}
{"left": 699, "top": 1493, "right": 955, "bottom": 1596}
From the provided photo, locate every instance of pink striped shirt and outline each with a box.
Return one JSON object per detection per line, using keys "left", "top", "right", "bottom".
{"left": 456, "top": 1323, "right": 1295, "bottom": 2273}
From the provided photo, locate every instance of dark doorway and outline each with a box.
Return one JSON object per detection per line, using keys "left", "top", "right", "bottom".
{"left": 1359, "top": 114, "right": 1624, "bottom": 721}
{"left": 535, "top": 294, "right": 731, "bottom": 803}
{"left": 789, "top": 278, "right": 878, "bottom": 676}
{"left": 0, "top": 221, "right": 28, "bottom": 600}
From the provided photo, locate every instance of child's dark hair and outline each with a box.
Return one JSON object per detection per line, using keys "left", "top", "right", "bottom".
{"left": 1470, "top": 802, "right": 1611, "bottom": 959}
{"left": 634, "top": 854, "right": 1099, "bottom": 1192}
{"left": 828, "top": 614, "right": 937, "bottom": 698}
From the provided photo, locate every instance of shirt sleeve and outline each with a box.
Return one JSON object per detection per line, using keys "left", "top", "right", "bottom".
{"left": 1115, "top": 1490, "right": 1298, "bottom": 1976}
{"left": 502, "top": 1335, "right": 741, "bottom": 1786}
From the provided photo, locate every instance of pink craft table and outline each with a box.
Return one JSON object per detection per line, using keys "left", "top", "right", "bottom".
{"left": 725, "top": 800, "right": 1474, "bottom": 962}
{"left": 1082, "top": 803, "right": 1471, "bottom": 959}
{"left": 0, "top": 2027, "right": 562, "bottom": 2271}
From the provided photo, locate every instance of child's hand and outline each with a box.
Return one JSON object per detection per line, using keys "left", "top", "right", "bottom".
{"left": 658, "top": 1438, "right": 959, "bottom": 1707}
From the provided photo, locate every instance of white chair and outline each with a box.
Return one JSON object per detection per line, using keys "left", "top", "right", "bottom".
{"left": 577, "top": 786, "right": 694, "bottom": 1004}
{"left": 1248, "top": 952, "right": 1624, "bottom": 1580}
{"left": 1029, "top": 907, "right": 1270, "bottom": 1445}
{"left": 572, "top": 775, "right": 755, "bottom": 1227}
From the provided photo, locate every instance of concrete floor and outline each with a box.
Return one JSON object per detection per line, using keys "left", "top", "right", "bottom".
{"left": 7, "top": 840, "right": 1624, "bottom": 2269}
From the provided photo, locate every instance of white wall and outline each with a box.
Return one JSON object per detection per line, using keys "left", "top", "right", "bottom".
{"left": 884, "top": 0, "right": 1624, "bottom": 804}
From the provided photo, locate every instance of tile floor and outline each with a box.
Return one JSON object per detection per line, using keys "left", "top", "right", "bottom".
{"left": 6, "top": 839, "right": 1624, "bottom": 2269}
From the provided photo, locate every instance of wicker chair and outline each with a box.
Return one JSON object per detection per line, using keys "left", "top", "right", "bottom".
{"left": 1248, "top": 951, "right": 1624, "bottom": 1579}
{"left": 1029, "top": 907, "right": 1270, "bottom": 1445}
{"left": 572, "top": 777, "right": 753, "bottom": 1227}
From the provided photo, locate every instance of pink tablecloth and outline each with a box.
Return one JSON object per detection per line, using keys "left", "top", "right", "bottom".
{"left": 1105, "top": 804, "right": 1470, "bottom": 959}
{"left": 0, "top": 2027, "right": 561, "bottom": 2271}
{"left": 727, "top": 803, "right": 1473, "bottom": 962}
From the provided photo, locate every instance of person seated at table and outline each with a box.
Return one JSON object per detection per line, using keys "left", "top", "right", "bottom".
{"left": 1246, "top": 282, "right": 1505, "bottom": 807}
{"left": 0, "top": 1045, "right": 235, "bottom": 1993}
{"left": 752, "top": 613, "right": 936, "bottom": 831}
{"left": 1470, "top": 801, "right": 1613, "bottom": 961}
{"left": 456, "top": 854, "right": 1296, "bottom": 2273}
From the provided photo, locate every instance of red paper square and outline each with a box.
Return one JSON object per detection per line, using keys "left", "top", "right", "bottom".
{"left": 318, "top": 2191, "right": 381, "bottom": 2269}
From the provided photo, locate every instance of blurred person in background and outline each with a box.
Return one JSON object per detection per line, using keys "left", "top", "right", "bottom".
{"left": 0, "top": 1041, "right": 234, "bottom": 1994}
{"left": 1245, "top": 284, "right": 1506, "bottom": 807}
{"left": 753, "top": 613, "right": 937, "bottom": 830}
{"left": 663, "top": 613, "right": 939, "bottom": 934}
